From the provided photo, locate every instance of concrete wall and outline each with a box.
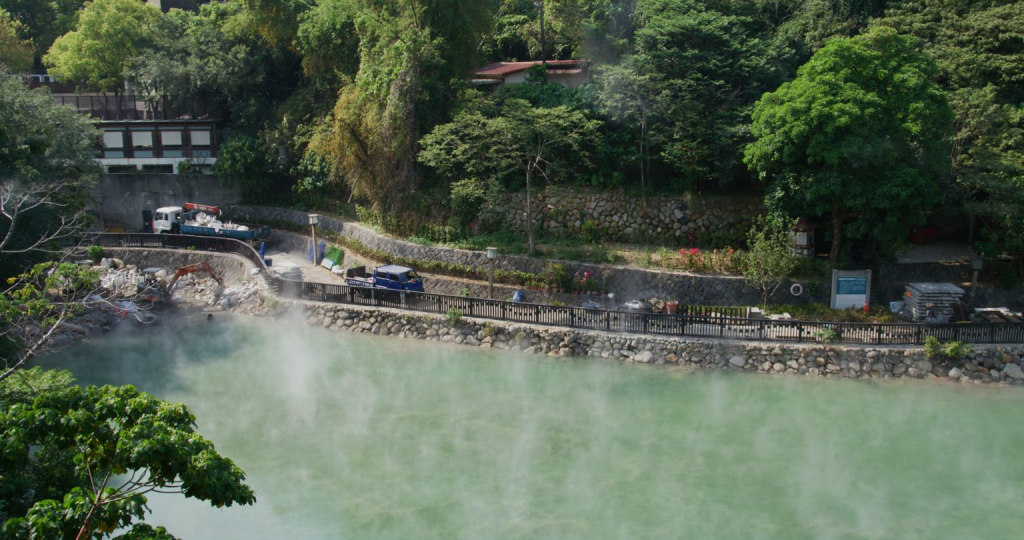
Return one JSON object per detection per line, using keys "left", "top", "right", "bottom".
{"left": 91, "top": 173, "right": 241, "bottom": 231}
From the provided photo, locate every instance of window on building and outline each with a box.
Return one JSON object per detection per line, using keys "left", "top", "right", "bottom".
{"left": 103, "top": 131, "right": 124, "bottom": 148}
{"left": 161, "top": 131, "right": 182, "bottom": 146}
{"left": 131, "top": 130, "right": 154, "bottom": 158}
{"left": 189, "top": 130, "right": 211, "bottom": 147}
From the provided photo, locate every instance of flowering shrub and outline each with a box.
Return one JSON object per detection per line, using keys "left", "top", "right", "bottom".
{"left": 572, "top": 270, "right": 601, "bottom": 293}
{"left": 677, "top": 247, "right": 743, "bottom": 274}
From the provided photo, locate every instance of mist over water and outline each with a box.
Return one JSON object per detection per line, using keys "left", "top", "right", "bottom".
{"left": 39, "top": 315, "right": 1024, "bottom": 540}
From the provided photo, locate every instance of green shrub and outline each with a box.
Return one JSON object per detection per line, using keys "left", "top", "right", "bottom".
{"left": 446, "top": 307, "right": 463, "bottom": 326}
{"left": 87, "top": 245, "right": 104, "bottom": 264}
{"left": 814, "top": 327, "right": 838, "bottom": 343}
{"left": 924, "top": 336, "right": 972, "bottom": 362}
{"left": 581, "top": 220, "right": 601, "bottom": 243}
{"left": 943, "top": 340, "right": 973, "bottom": 360}
{"left": 542, "top": 262, "right": 573, "bottom": 291}
{"left": 482, "top": 323, "right": 496, "bottom": 337}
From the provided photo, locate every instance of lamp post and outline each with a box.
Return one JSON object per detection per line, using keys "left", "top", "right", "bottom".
{"left": 309, "top": 213, "right": 320, "bottom": 265}
{"left": 970, "top": 256, "right": 983, "bottom": 307}
{"left": 486, "top": 247, "right": 497, "bottom": 299}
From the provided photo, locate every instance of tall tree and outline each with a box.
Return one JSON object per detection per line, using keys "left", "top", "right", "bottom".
{"left": 420, "top": 98, "right": 601, "bottom": 255}
{"left": 878, "top": 1, "right": 1024, "bottom": 255}
{"left": 0, "top": 74, "right": 100, "bottom": 278}
{"left": 306, "top": 0, "right": 495, "bottom": 212}
{"left": 44, "top": 0, "right": 163, "bottom": 94}
{"left": 745, "top": 27, "right": 953, "bottom": 260}
{"left": 2, "top": 0, "right": 84, "bottom": 68}
{"left": 0, "top": 9, "right": 34, "bottom": 73}
{"left": 626, "top": 0, "right": 789, "bottom": 191}
{"left": 594, "top": 55, "right": 667, "bottom": 199}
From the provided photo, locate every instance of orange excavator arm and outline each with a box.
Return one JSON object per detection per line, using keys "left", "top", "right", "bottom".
{"left": 165, "top": 262, "right": 225, "bottom": 291}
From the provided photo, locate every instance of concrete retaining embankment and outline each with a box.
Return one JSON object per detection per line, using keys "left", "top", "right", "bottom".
{"left": 229, "top": 205, "right": 827, "bottom": 306}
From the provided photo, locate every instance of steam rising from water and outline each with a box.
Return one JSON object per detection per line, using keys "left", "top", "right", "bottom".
{"left": 39, "top": 315, "right": 1024, "bottom": 540}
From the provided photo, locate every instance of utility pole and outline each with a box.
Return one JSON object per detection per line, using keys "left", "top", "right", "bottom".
{"left": 539, "top": 1, "right": 546, "bottom": 66}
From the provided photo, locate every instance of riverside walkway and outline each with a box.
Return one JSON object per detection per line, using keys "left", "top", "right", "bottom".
{"left": 89, "top": 233, "right": 1024, "bottom": 346}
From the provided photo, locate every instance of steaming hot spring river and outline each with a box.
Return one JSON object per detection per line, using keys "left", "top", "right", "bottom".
{"left": 38, "top": 315, "right": 1024, "bottom": 540}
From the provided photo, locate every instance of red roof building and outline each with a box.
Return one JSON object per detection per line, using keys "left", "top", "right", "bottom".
{"left": 472, "top": 60, "right": 589, "bottom": 89}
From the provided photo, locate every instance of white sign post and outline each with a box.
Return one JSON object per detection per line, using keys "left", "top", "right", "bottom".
{"left": 831, "top": 269, "right": 872, "bottom": 310}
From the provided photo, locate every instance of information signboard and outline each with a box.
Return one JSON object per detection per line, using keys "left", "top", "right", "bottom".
{"left": 831, "top": 270, "right": 872, "bottom": 309}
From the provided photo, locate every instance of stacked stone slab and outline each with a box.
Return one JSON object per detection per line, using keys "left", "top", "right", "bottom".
{"left": 901, "top": 283, "right": 965, "bottom": 323}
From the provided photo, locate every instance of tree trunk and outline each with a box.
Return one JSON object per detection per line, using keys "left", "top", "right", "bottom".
{"left": 640, "top": 111, "right": 647, "bottom": 201}
{"left": 830, "top": 206, "right": 858, "bottom": 261}
{"left": 526, "top": 170, "right": 535, "bottom": 256}
{"left": 830, "top": 208, "right": 843, "bottom": 262}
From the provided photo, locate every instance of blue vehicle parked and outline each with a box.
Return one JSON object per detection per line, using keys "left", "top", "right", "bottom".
{"left": 345, "top": 265, "right": 424, "bottom": 292}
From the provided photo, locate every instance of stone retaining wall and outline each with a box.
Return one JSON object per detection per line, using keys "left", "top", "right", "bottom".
{"left": 229, "top": 205, "right": 826, "bottom": 306}
{"left": 487, "top": 191, "right": 764, "bottom": 243}
{"left": 266, "top": 299, "right": 1024, "bottom": 385}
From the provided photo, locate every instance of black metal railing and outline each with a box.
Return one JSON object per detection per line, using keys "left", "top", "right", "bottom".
{"left": 83, "top": 233, "right": 1024, "bottom": 346}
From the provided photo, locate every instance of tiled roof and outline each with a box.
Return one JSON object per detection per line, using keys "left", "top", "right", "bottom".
{"left": 473, "top": 60, "right": 585, "bottom": 78}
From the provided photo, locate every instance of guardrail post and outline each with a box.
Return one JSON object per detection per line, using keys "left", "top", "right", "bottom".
{"left": 876, "top": 325, "right": 883, "bottom": 345}
{"left": 372, "top": 288, "right": 378, "bottom": 306}
{"left": 535, "top": 305, "right": 540, "bottom": 323}
{"left": 606, "top": 311, "right": 611, "bottom": 330}
{"left": 915, "top": 325, "right": 922, "bottom": 345}
{"left": 643, "top": 314, "right": 649, "bottom": 334}
{"left": 797, "top": 322, "right": 803, "bottom": 343}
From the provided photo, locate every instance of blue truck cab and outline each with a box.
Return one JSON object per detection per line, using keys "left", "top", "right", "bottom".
{"left": 345, "top": 265, "right": 424, "bottom": 292}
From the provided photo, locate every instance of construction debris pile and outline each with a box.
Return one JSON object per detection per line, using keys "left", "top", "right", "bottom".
{"left": 901, "top": 283, "right": 965, "bottom": 323}
{"left": 185, "top": 212, "right": 250, "bottom": 231}
{"left": 96, "top": 258, "right": 163, "bottom": 299}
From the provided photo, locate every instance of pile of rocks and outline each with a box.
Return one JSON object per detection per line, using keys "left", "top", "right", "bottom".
{"left": 902, "top": 283, "right": 964, "bottom": 323}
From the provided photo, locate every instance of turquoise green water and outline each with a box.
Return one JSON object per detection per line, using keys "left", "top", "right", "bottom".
{"left": 38, "top": 315, "right": 1024, "bottom": 540}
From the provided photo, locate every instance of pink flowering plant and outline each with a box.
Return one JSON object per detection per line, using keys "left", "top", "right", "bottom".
{"left": 677, "top": 247, "right": 743, "bottom": 274}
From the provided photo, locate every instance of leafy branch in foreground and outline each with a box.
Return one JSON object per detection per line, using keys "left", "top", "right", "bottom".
{"left": 0, "top": 378, "right": 255, "bottom": 539}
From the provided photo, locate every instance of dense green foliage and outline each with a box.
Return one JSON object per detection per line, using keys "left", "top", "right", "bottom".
{"left": 746, "top": 27, "right": 952, "bottom": 260}
{"left": 0, "top": 74, "right": 100, "bottom": 278}
{"left": 0, "top": 9, "right": 33, "bottom": 73}
{"left": 44, "top": 0, "right": 163, "bottom": 93}
{"left": 0, "top": 369, "right": 255, "bottom": 539}
{"left": 7, "top": 0, "right": 1022, "bottom": 256}
{"left": 420, "top": 96, "right": 602, "bottom": 254}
